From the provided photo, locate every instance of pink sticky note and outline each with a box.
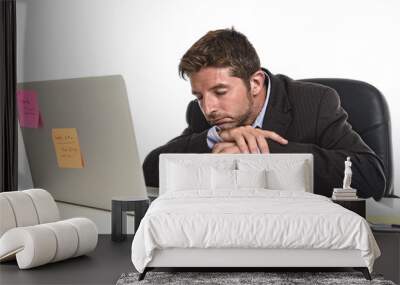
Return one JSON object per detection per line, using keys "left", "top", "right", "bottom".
{"left": 16, "top": 90, "right": 43, "bottom": 128}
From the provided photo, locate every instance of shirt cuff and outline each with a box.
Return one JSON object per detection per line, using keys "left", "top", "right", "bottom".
{"left": 207, "top": 126, "right": 223, "bottom": 149}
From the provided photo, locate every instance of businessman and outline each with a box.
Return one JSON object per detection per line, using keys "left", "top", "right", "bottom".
{"left": 143, "top": 28, "right": 385, "bottom": 199}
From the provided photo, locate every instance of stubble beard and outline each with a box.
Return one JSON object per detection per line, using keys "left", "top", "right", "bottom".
{"left": 216, "top": 92, "right": 254, "bottom": 130}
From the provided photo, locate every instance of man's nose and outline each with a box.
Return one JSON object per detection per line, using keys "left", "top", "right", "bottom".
{"left": 202, "top": 94, "right": 218, "bottom": 116}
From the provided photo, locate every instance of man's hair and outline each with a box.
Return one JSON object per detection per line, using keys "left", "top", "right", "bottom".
{"left": 178, "top": 28, "right": 261, "bottom": 86}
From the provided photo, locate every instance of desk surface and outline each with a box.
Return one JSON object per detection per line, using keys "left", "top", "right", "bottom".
{"left": 0, "top": 235, "right": 134, "bottom": 285}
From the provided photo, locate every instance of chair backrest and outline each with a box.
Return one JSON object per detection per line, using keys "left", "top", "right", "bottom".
{"left": 300, "top": 78, "right": 393, "bottom": 197}
{"left": 0, "top": 189, "right": 60, "bottom": 237}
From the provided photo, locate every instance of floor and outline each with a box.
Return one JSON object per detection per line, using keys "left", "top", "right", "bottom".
{"left": 0, "top": 235, "right": 134, "bottom": 285}
{"left": 1, "top": 233, "right": 397, "bottom": 284}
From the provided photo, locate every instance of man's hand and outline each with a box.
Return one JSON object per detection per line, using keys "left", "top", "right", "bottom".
{"left": 218, "top": 126, "right": 288, "bottom": 154}
{"left": 212, "top": 142, "right": 241, "bottom": 154}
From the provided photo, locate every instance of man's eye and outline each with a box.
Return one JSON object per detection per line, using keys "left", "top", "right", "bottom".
{"left": 197, "top": 96, "right": 203, "bottom": 101}
{"left": 215, "top": 91, "right": 226, "bottom": 96}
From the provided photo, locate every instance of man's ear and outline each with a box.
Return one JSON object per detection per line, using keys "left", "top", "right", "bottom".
{"left": 249, "top": 70, "right": 265, "bottom": 96}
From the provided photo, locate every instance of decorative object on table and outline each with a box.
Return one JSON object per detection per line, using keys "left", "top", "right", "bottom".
{"left": 111, "top": 197, "right": 149, "bottom": 242}
{"left": 0, "top": 189, "right": 98, "bottom": 269}
{"left": 343, "top": 156, "right": 353, "bottom": 189}
{"left": 332, "top": 157, "right": 358, "bottom": 200}
{"left": 116, "top": 271, "right": 395, "bottom": 285}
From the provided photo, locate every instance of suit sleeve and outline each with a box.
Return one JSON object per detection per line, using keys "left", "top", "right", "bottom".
{"left": 269, "top": 88, "right": 386, "bottom": 200}
{"left": 142, "top": 122, "right": 211, "bottom": 188}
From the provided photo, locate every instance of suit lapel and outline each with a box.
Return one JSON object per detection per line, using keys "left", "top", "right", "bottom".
{"left": 262, "top": 69, "right": 292, "bottom": 137}
{"left": 263, "top": 108, "right": 292, "bottom": 137}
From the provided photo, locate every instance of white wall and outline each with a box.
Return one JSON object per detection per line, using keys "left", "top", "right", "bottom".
{"left": 17, "top": 0, "right": 400, "bottom": 197}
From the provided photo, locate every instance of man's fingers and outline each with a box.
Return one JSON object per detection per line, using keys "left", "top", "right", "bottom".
{"left": 234, "top": 136, "right": 250, "bottom": 154}
{"left": 256, "top": 136, "right": 269, "bottom": 153}
{"left": 212, "top": 143, "right": 224, "bottom": 153}
{"left": 218, "top": 127, "right": 287, "bottom": 153}
{"left": 220, "top": 145, "right": 241, "bottom": 154}
{"left": 262, "top": 130, "right": 288, "bottom": 145}
{"left": 212, "top": 142, "right": 236, "bottom": 153}
{"left": 243, "top": 133, "right": 259, "bottom": 154}
{"left": 212, "top": 142, "right": 241, "bottom": 154}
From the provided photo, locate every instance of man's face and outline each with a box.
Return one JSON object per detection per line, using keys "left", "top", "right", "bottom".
{"left": 190, "top": 67, "right": 253, "bottom": 130}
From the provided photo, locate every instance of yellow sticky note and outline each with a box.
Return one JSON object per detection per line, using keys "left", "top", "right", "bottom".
{"left": 52, "top": 128, "right": 85, "bottom": 168}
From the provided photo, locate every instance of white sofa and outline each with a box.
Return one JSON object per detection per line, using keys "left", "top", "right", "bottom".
{"left": 0, "top": 189, "right": 98, "bottom": 269}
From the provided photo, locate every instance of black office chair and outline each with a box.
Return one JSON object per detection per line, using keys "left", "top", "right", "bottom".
{"left": 300, "top": 78, "right": 395, "bottom": 198}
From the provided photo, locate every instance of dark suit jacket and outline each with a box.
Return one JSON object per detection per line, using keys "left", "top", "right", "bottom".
{"left": 143, "top": 69, "right": 386, "bottom": 199}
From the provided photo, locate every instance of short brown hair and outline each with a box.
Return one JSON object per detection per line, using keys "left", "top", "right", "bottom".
{"left": 178, "top": 28, "right": 261, "bottom": 85}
